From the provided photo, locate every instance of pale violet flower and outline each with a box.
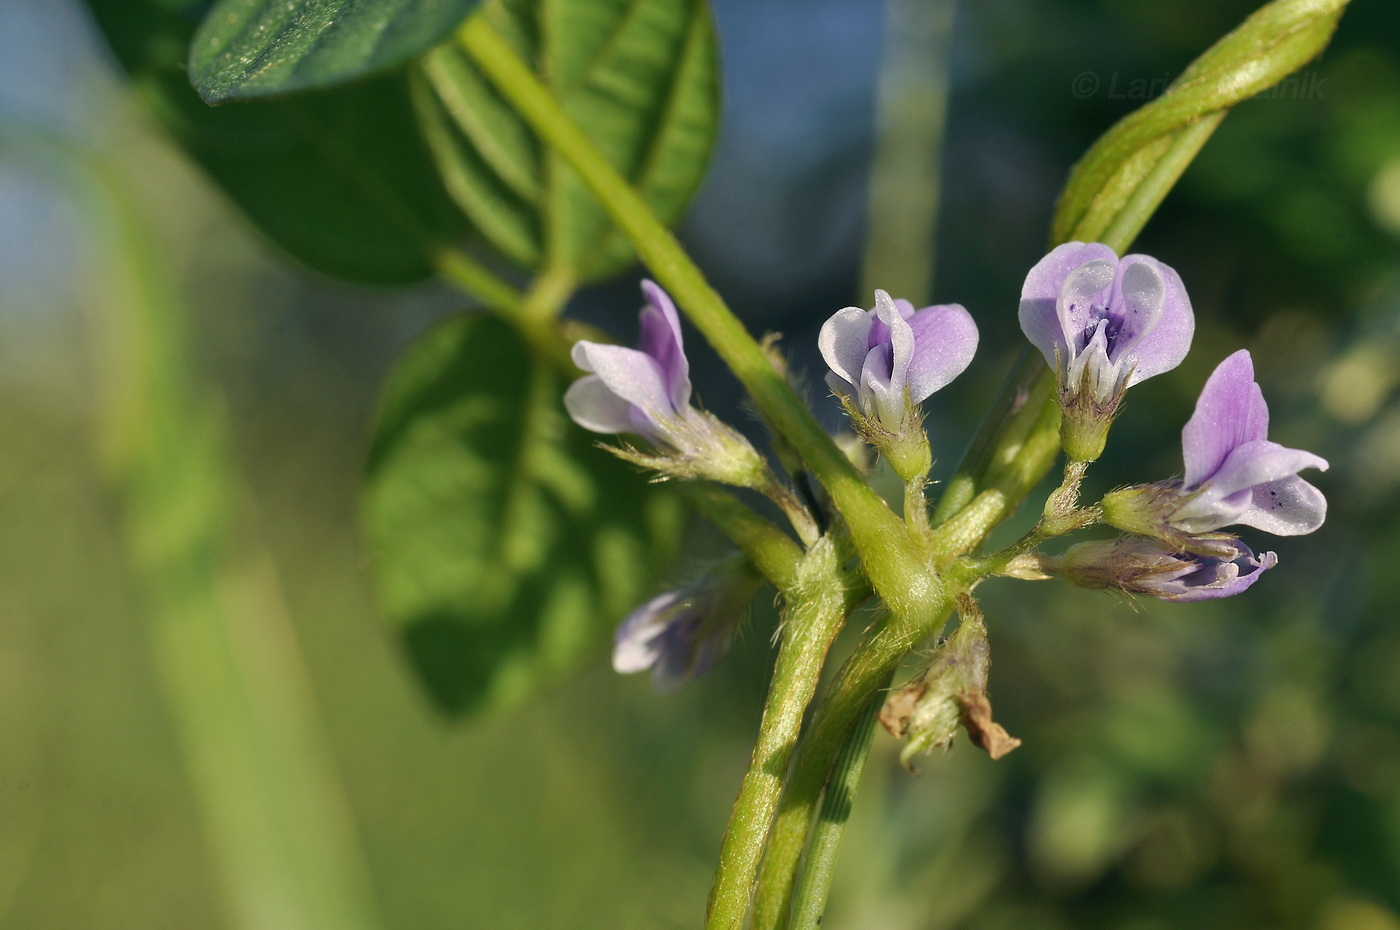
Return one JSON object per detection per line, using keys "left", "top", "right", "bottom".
{"left": 818, "top": 290, "right": 978, "bottom": 432}
{"left": 1019, "top": 242, "right": 1194, "bottom": 402}
{"left": 1170, "top": 349, "right": 1328, "bottom": 535}
{"left": 613, "top": 557, "right": 763, "bottom": 692}
{"left": 565, "top": 280, "right": 697, "bottom": 447}
{"left": 1019, "top": 242, "right": 1194, "bottom": 460}
{"left": 1103, "top": 350, "right": 1329, "bottom": 545}
{"left": 564, "top": 281, "right": 765, "bottom": 485}
{"left": 1059, "top": 537, "right": 1277, "bottom": 602}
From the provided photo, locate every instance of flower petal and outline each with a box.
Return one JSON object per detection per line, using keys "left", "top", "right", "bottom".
{"left": 612, "top": 592, "right": 681, "bottom": 674}
{"left": 1237, "top": 474, "right": 1328, "bottom": 536}
{"left": 1114, "top": 255, "right": 1193, "bottom": 387}
{"left": 1164, "top": 544, "right": 1277, "bottom": 602}
{"left": 1019, "top": 242, "right": 1119, "bottom": 369}
{"left": 873, "top": 290, "right": 915, "bottom": 393}
{"left": 1205, "top": 439, "right": 1329, "bottom": 501}
{"left": 571, "top": 342, "right": 676, "bottom": 429}
{"left": 818, "top": 306, "right": 874, "bottom": 393}
{"left": 563, "top": 374, "right": 642, "bottom": 436}
{"left": 1182, "top": 350, "right": 1270, "bottom": 488}
{"left": 905, "top": 303, "right": 979, "bottom": 403}
{"left": 638, "top": 281, "right": 691, "bottom": 410}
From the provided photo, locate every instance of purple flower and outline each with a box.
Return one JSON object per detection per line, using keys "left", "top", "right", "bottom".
{"left": 1167, "top": 350, "right": 1328, "bottom": 535}
{"left": 612, "top": 559, "right": 762, "bottom": 692}
{"left": 1019, "top": 242, "right": 1194, "bottom": 403}
{"left": 565, "top": 280, "right": 696, "bottom": 447}
{"left": 818, "top": 290, "right": 978, "bottom": 431}
{"left": 564, "top": 282, "right": 764, "bottom": 485}
{"left": 1060, "top": 537, "right": 1277, "bottom": 602}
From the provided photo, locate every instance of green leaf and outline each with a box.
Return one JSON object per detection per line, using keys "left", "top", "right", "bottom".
{"left": 363, "top": 314, "right": 683, "bottom": 716}
{"left": 1053, "top": 0, "right": 1350, "bottom": 248}
{"left": 415, "top": 0, "right": 719, "bottom": 281}
{"left": 83, "top": 0, "right": 467, "bottom": 284}
{"left": 190, "top": 0, "right": 482, "bottom": 103}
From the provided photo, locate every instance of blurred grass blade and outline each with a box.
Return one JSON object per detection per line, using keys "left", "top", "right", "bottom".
{"left": 82, "top": 0, "right": 466, "bottom": 285}
{"left": 363, "top": 314, "right": 683, "bottom": 717}
{"left": 191, "top": 0, "right": 482, "bottom": 102}
{"left": 1054, "top": 0, "right": 1349, "bottom": 247}
{"left": 70, "top": 150, "right": 382, "bottom": 930}
{"left": 416, "top": 0, "right": 719, "bottom": 282}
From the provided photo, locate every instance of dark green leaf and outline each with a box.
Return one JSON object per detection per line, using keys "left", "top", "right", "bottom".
{"left": 363, "top": 314, "right": 683, "bottom": 716}
{"left": 416, "top": 0, "right": 719, "bottom": 280}
{"left": 83, "top": 0, "right": 467, "bottom": 284}
{"left": 191, "top": 0, "right": 481, "bottom": 103}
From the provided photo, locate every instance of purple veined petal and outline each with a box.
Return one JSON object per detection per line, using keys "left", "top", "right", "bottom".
{"left": 1056, "top": 259, "right": 1117, "bottom": 356}
{"left": 873, "top": 290, "right": 916, "bottom": 396}
{"left": 1182, "top": 350, "right": 1271, "bottom": 488}
{"left": 905, "top": 303, "right": 979, "bottom": 403}
{"left": 612, "top": 591, "right": 681, "bottom": 674}
{"left": 564, "top": 374, "right": 645, "bottom": 437}
{"left": 1236, "top": 474, "right": 1328, "bottom": 536}
{"left": 1105, "top": 259, "right": 1164, "bottom": 364}
{"left": 1020, "top": 244, "right": 1118, "bottom": 368}
{"left": 637, "top": 281, "right": 691, "bottom": 410}
{"left": 819, "top": 306, "right": 874, "bottom": 393}
{"left": 1114, "top": 255, "right": 1194, "bottom": 387}
{"left": 892, "top": 298, "right": 917, "bottom": 320}
{"left": 1165, "top": 545, "right": 1278, "bottom": 602}
{"left": 1202, "top": 438, "right": 1329, "bottom": 502}
{"left": 571, "top": 341, "right": 677, "bottom": 429}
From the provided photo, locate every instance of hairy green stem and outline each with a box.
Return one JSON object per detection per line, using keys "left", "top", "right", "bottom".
{"left": 787, "top": 691, "right": 884, "bottom": 930}
{"left": 705, "top": 539, "right": 852, "bottom": 930}
{"left": 679, "top": 485, "right": 804, "bottom": 593}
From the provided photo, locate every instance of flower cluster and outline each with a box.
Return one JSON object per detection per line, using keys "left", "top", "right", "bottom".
{"left": 562, "top": 244, "right": 1327, "bottom": 689}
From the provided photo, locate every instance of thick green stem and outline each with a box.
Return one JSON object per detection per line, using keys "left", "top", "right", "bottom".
{"left": 787, "top": 691, "right": 884, "bottom": 930}
{"left": 705, "top": 539, "right": 852, "bottom": 930}
{"left": 457, "top": 17, "right": 938, "bottom": 621}
{"left": 750, "top": 599, "right": 952, "bottom": 930}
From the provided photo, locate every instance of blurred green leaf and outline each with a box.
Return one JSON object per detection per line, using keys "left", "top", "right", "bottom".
{"left": 190, "top": 0, "right": 481, "bottom": 103}
{"left": 415, "top": 0, "right": 719, "bottom": 280}
{"left": 1053, "top": 0, "right": 1349, "bottom": 247}
{"left": 363, "top": 314, "right": 683, "bottom": 716}
{"left": 83, "top": 0, "right": 466, "bottom": 284}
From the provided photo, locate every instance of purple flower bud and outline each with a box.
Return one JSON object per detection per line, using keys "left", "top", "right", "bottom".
{"left": 1059, "top": 537, "right": 1277, "bottom": 602}
{"left": 818, "top": 290, "right": 978, "bottom": 431}
{"left": 1019, "top": 242, "right": 1194, "bottom": 401}
{"left": 1169, "top": 350, "right": 1329, "bottom": 535}
{"left": 612, "top": 557, "right": 763, "bottom": 692}
{"left": 565, "top": 280, "right": 695, "bottom": 448}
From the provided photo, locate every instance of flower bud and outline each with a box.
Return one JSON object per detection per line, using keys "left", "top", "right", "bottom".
{"left": 1057, "top": 537, "right": 1277, "bottom": 602}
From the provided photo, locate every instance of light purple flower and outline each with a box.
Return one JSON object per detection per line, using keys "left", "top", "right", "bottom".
{"left": 1168, "top": 350, "right": 1328, "bottom": 535}
{"left": 613, "top": 559, "right": 762, "bottom": 692}
{"left": 1060, "top": 537, "right": 1277, "bottom": 602}
{"left": 818, "top": 290, "right": 978, "bottom": 430}
{"left": 565, "top": 280, "right": 696, "bottom": 447}
{"left": 1019, "top": 242, "right": 1194, "bottom": 403}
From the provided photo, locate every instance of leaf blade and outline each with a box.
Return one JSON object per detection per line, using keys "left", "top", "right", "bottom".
{"left": 191, "top": 0, "right": 483, "bottom": 102}
{"left": 363, "top": 314, "right": 683, "bottom": 716}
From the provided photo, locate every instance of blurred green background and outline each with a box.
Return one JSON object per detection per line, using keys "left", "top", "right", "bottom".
{"left": 1, "top": 0, "right": 1399, "bottom": 928}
